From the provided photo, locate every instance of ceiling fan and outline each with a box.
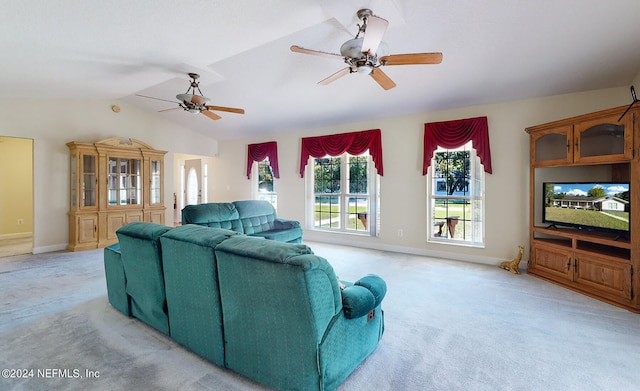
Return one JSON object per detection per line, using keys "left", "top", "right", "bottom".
{"left": 136, "top": 73, "right": 245, "bottom": 120}
{"left": 290, "top": 8, "right": 443, "bottom": 90}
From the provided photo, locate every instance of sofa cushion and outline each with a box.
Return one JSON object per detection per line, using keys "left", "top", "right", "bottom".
{"left": 248, "top": 226, "right": 304, "bottom": 243}
{"left": 233, "top": 200, "right": 276, "bottom": 234}
{"left": 182, "top": 203, "right": 243, "bottom": 232}
{"left": 215, "top": 234, "right": 313, "bottom": 263}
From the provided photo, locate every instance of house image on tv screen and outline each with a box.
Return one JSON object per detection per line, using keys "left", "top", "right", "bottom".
{"left": 551, "top": 196, "right": 628, "bottom": 211}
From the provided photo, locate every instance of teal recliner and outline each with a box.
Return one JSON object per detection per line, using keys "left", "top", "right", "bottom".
{"left": 215, "top": 235, "right": 386, "bottom": 391}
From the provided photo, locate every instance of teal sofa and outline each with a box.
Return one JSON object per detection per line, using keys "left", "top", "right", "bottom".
{"left": 103, "top": 223, "right": 386, "bottom": 391}
{"left": 181, "top": 200, "right": 303, "bottom": 243}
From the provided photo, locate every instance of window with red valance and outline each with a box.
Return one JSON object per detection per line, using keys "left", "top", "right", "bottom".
{"left": 423, "top": 116, "right": 492, "bottom": 175}
{"left": 299, "top": 129, "right": 383, "bottom": 177}
{"left": 247, "top": 141, "right": 279, "bottom": 179}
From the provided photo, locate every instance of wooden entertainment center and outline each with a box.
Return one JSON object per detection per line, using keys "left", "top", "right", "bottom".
{"left": 526, "top": 104, "right": 639, "bottom": 313}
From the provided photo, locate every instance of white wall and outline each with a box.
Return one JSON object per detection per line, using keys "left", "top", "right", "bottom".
{"left": 632, "top": 68, "right": 640, "bottom": 91}
{"left": 211, "top": 86, "right": 630, "bottom": 265}
{"left": 0, "top": 85, "right": 632, "bottom": 260}
{"left": 0, "top": 99, "right": 218, "bottom": 253}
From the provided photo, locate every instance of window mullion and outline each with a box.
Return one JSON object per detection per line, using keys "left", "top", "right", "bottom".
{"left": 342, "top": 154, "right": 348, "bottom": 231}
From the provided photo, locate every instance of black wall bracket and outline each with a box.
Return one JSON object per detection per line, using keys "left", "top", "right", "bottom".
{"left": 618, "top": 85, "right": 638, "bottom": 121}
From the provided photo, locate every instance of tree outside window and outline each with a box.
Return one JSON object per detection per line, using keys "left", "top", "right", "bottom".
{"left": 428, "top": 141, "right": 484, "bottom": 246}
{"left": 310, "top": 153, "right": 375, "bottom": 234}
{"left": 254, "top": 159, "right": 277, "bottom": 208}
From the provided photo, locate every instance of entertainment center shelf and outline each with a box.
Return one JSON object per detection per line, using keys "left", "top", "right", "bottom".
{"left": 526, "top": 105, "right": 639, "bottom": 313}
{"left": 532, "top": 226, "right": 630, "bottom": 250}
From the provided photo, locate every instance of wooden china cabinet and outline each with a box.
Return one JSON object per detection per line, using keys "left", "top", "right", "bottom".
{"left": 526, "top": 104, "right": 639, "bottom": 313}
{"left": 67, "top": 137, "right": 167, "bottom": 251}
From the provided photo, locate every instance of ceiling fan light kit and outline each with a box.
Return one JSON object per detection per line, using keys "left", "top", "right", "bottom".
{"left": 291, "top": 8, "right": 443, "bottom": 90}
{"left": 136, "top": 72, "right": 245, "bottom": 121}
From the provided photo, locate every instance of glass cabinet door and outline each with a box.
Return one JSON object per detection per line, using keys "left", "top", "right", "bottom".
{"left": 71, "top": 155, "right": 77, "bottom": 207}
{"left": 150, "top": 159, "right": 162, "bottom": 204}
{"left": 530, "top": 125, "right": 573, "bottom": 166}
{"left": 575, "top": 113, "right": 633, "bottom": 163}
{"left": 108, "top": 157, "right": 141, "bottom": 205}
{"left": 81, "top": 154, "right": 97, "bottom": 207}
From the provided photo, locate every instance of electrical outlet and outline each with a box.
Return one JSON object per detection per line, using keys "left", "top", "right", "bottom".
{"left": 397, "top": 229, "right": 403, "bottom": 237}
{"left": 17, "top": 219, "right": 24, "bottom": 225}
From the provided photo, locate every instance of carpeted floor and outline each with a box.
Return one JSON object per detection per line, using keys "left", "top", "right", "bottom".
{"left": 1, "top": 241, "right": 639, "bottom": 391}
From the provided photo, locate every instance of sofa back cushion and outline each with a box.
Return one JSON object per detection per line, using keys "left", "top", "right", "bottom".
{"left": 233, "top": 200, "right": 277, "bottom": 234}
{"left": 181, "top": 203, "right": 243, "bottom": 233}
{"left": 160, "top": 225, "right": 240, "bottom": 367}
{"left": 215, "top": 235, "right": 342, "bottom": 390}
{"left": 116, "top": 222, "right": 173, "bottom": 335}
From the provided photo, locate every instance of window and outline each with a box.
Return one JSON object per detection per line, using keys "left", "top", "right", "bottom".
{"left": 427, "top": 141, "right": 484, "bottom": 247}
{"left": 253, "top": 158, "right": 277, "bottom": 208}
{"left": 308, "top": 153, "right": 378, "bottom": 235}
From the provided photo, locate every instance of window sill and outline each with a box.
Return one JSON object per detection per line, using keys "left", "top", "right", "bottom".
{"left": 427, "top": 237, "right": 485, "bottom": 249}
{"left": 308, "top": 227, "right": 375, "bottom": 237}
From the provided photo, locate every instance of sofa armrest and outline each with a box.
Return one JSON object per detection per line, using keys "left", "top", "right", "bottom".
{"left": 273, "top": 218, "right": 301, "bottom": 230}
{"left": 354, "top": 274, "right": 386, "bottom": 307}
{"left": 341, "top": 274, "right": 387, "bottom": 319}
{"left": 341, "top": 286, "right": 375, "bottom": 319}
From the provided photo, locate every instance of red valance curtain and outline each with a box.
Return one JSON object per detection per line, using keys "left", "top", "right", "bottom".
{"left": 423, "top": 116, "right": 492, "bottom": 175}
{"left": 247, "top": 141, "right": 279, "bottom": 179}
{"left": 299, "top": 129, "right": 383, "bottom": 177}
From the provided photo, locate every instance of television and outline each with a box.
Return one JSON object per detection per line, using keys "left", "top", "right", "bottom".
{"left": 542, "top": 181, "right": 630, "bottom": 236}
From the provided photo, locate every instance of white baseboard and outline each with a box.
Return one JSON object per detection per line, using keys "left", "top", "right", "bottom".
{"left": 32, "top": 243, "right": 68, "bottom": 254}
{"left": 302, "top": 233, "right": 508, "bottom": 267}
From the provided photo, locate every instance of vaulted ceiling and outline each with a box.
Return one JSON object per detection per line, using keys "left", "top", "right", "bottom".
{"left": 2, "top": 0, "right": 640, "bottom": 140}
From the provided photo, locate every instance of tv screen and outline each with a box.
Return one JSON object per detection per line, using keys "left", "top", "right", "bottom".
{"left": 542, "top": 182, "right": 630, "bottom": 233}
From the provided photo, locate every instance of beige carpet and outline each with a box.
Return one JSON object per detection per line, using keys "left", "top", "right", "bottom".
{"left": 1, "top": 241, "right": 639, "bottom": 391}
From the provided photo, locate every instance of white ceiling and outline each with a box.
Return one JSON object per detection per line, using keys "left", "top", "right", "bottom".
{"left": 3, "top": 0, "right": 640, "bottom": 140}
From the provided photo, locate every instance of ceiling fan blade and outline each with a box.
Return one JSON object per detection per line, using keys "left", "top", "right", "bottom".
{"left": 290, "top": 45, "right": 344, "bottom": 60}
{"left": 370, "top": 68, "right": 396, "bottom": 90}
{"left": 205, "top": 105, "right": 245, "bottom": 114}
{"left": 361, "top": 15, "right": 388, "bottom": 55}
{"left": 380, "top": 52, "right": 443, "bottom": 65}
{"left": 318, "top": 67, "right": 352, "bottom": 85}
{"left": 135, "top": 94, "right": 177, "bottom": 104}
{"left": 201, "top": 110, "right": 222, "bottom": 120}
{"left": 158, "top": 107, "right": 181, "bottom": 113}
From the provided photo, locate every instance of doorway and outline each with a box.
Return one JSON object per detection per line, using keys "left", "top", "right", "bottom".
{"left": 0, "top": 136, "right": 33, "bottom": 257}
{"left": 174, "top": 154, "right": 212, "bottom": 226}
{"left": 185, "top": 159, "right": 202, "bottom": 206}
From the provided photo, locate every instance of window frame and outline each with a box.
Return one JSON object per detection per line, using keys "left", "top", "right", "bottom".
{"left": 306, "top": 152, "right": 379, "bottom": 236}
{"left": 426, "top": 141, "right": 485, "bottom": 248}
